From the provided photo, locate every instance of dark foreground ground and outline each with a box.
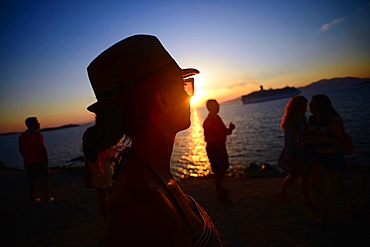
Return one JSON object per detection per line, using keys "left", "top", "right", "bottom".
{"left": 1, "top": 166, "right": 369, "bottom": 246}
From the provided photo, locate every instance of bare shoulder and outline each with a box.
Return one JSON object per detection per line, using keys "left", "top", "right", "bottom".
{"left": 329, "top": 116, "right": 345, "bottom": 138}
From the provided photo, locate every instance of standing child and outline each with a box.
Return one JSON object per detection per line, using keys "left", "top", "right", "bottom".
{"left": 203, "top": 99, "right": 235, "bottom": 199}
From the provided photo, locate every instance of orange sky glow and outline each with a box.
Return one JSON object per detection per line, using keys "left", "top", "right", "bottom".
{"left": 1, "top": 1, "right": 369, "bottom": 134}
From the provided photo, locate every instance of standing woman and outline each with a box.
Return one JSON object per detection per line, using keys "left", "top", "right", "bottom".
{"left": 83, "top": 35, "right": 222, "bottom": 246}
{"left": 277, "top": 96, "right": 314, "bottom": 206}
{"left": 307, "top": 94, "right": 354, "bottom": 223}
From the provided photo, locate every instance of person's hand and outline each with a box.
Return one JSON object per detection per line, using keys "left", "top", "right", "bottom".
{"left": 229, "top": 122, "right": 235, "bottom": 130}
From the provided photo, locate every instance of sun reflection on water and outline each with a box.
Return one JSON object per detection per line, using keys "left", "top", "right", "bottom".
{"left": 171, "top": 108, "right": 211, "bottom": 180}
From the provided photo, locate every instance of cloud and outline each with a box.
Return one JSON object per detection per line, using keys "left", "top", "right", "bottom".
{"left": 318, "top": 18, "right": 343, "bottom": 33}
{"left": 316, "top": 2, "right": 369, "bottom": 35}
{"left": 357, "top": 2, "right": 370, "bottom": 12}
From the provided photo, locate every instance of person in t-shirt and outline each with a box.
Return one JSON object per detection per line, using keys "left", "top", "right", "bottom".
{"left": 203, "top": 99, "right": 235, "bottom": 199}
{"left": 18, "top": 117, "right": 54, "bottom": 204}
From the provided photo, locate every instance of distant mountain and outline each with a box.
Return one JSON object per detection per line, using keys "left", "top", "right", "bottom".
{"left": 0, "top": 124, "right": 80, "bottom": 136}
{"left": 39, "top": 124, "right": 80, "bottom": 132}
{"left": 300, "top": 77, "right": 370, "bottom": 92}
{"left": 223, "top": 76, "right": 370, "bottom": 105}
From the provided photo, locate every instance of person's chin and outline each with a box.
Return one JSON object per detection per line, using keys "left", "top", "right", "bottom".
{"left": 178, "top": 120, "right": 191, "bottom": 132}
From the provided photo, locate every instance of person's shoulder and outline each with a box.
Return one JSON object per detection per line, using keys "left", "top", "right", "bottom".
{"left": 203, "top": 115, "right": 212, "bottom": 126}
{"left": 30, "top": 131, "right": 44, "bottom": 139}
{"left": 330, "top": 115, "right": 342, "bottom": 124}
{"left": 329, "top": 116, "right": 344, "bottom": 131}
{"left": 18, "top": 130, "right": 34, "bottom": 138}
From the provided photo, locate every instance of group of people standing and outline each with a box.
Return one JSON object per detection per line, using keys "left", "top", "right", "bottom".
{"left": 18, "top": 34, "right": 353, "bottom": 246}
{"left": 277, "top": 94, "right": 354, "bottom": 224}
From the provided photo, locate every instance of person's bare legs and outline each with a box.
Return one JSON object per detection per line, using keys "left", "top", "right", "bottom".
{"left": 42, "top": 181, "right": 51, "bottom": 199}
{"left": 327, "top": 170, "right": 354, "bottom": 219}
{"left": 278, "top": 172, "right": 299, "bottom": 201}
{"left": 96, "top": 188, "right": 109, "bottom": 238}
{"left": 214, "top": 172, "right": 224, "bottom": 194}
{"left": 41, "top": 179, "right": 54, "bottom": 203}
{"left": 311, "top": 162, "right": 328, "bottom": 221}
{"left": 28, "top": 182, "right": 38, "bottom": 202}
{"left": 300, "top": 172, "right": 311, "bottom": 203}
{"left": 96, "top": 188, "right": 108, "bottom": 218}
{"left": 214, "top": 170, "right": 230, "bottom": 201}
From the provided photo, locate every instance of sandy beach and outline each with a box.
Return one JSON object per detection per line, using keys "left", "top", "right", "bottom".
{"left": 1, "top": 166, "right": 369, "bottom": 247}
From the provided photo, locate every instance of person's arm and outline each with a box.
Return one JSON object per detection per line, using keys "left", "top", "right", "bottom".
{"left": 39, "top": 134, "right": 49, "bottom": 162}
{"left": 325, "top": 117, "right": 345, "bottom": 146}
{"left": 18, "top": 136, "right": 24, "bottom": 156}
{"left": 311, "top": 117, "right": 345, "bottom": 146}
{"left": 284, "top": 124, "right": 294, "bottom": 160}
{"left": 226, "top": 122, "right": 235, "bottom": 135}
{"left": 218, "top": 117, "right": 234, "bottom": 136}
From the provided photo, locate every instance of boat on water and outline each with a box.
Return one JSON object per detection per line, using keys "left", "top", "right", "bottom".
{"left": 241, "top": 85, "right": 300, "bottom": 104}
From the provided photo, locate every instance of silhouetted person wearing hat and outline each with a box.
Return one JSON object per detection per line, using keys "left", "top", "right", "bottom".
{"left": 203, "top": 99, "right": 235, "bottom": 200}
{"left": 18, "top": 117, "right": 55, "bottom": 205}
{"left": 83, "top": 35, "right": 222, "bottom": 246}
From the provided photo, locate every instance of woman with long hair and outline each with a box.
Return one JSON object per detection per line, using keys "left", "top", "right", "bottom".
{"left": 277, "top": 96, "right": 315, "bottom": 206}
{"left": 83, "top": 35, "right": 222, "bottom": 246}
{"left": 307, "top": 94, "right": 353, "bottom": 223}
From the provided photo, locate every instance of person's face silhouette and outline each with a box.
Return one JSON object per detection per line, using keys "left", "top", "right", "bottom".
{"left": 309, "top": 99, "right": 317, "bottom": 115}
{"left": 162, "top": 77, "right": 192, "bottom": 133}
{"left": 29, "top": 119, "right": 40, "bottom": 130}
{"left": 299, "top": 103, "right": 307, "bottom": 117}
{"left": 207, "top": 101, "right": 219, "bottom": 115}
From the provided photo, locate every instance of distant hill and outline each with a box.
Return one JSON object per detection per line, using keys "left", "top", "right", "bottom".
{"left": 39, "top": 124, "right": 80, "bottom": 132}
{"left": 0, "top": 124, "right": 80, "bottom": 136}
{"left": 223, "top": 76, "right": 370, "bottom": 105}
{"left": 300, "top": 76, "right": 370, "bottom": 92}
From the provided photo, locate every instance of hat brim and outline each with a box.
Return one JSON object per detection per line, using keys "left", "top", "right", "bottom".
{"left": 87, "top": 68, "right": 199, "bottom": 113}
{"left": 181, "top": 68, "right": 199, "bottom": 78}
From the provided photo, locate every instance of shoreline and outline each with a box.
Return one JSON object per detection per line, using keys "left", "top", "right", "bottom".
{"left": 2, "top": 160, "right": 370, "bottom": 178}
{"left": 1, "top": 167, "right": 369, "bottom": 246}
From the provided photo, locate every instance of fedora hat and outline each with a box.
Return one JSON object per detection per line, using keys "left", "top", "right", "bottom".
{"left": 87, "top": 34, "right": 199, "bottom": 113}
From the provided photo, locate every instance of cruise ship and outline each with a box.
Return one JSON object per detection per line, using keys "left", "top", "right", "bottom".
{"left": 241, "top": 85, "right": 300, "bottom": 104}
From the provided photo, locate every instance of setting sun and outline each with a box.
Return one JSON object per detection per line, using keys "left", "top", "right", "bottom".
{"left": 190, "top": 92, "right": 205, "bottom": 107}
{"left": 190, "top": 75, "right": 209, "bottom": 107}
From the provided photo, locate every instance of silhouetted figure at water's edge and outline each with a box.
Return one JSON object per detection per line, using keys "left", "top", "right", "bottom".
{"left": 18, "top": 117, "right": 55, "bottom": 205}
{"left": 203, "top": 99, "right": 235, "bottom": 202}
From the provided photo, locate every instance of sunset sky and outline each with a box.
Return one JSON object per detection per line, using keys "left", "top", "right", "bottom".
{"left": 1, "top": 0, "right": 369, "bottom": 133}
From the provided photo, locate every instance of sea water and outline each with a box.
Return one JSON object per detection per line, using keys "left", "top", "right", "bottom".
{"left": 1, "top": 85, "right": 369, "bottom": 179}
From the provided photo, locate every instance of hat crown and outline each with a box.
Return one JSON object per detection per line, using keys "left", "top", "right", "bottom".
{"left": 87, "top": 35, "right": 180, "bottom": 100}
